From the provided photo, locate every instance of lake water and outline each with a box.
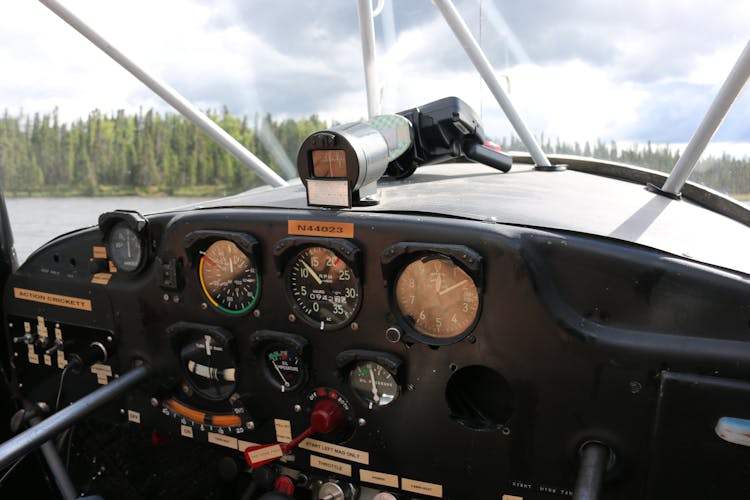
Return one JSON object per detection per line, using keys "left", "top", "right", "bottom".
{"left": 4, "top": 196, "right": 750, "bottom": 264}
{"left": 5, "top": 197, "right": 212, "bottom": 263}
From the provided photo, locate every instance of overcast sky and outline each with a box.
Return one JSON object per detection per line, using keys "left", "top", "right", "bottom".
{"left": 1, "top": 0, "right": 749, "bottom": 156}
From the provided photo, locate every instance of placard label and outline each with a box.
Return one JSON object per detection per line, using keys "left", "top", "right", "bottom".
{"left": 402, "top": 478, "right": 443, "bottom": 498}
{"left": 288, "top": 219, "right": 354, "bottom": 238}
{"left": 208, "top": 432, "right": 238, "bottom": 449}
{"left": 274, "top": 419, "right": 292, "bottom": 443}
{"left": 300, "top": 438, "right": 369, "bottom": 465}
{"left": 360, "top": 469, "right": 399, "bottom": 488}
{"left": 14, "top": 288, "right": 92, "bottom": 312}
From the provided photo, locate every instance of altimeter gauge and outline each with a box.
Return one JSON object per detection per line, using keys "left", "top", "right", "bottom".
{"left": 394, "top": 254, "right": 480, "bottom": 340}
{"left": 285, "top": 245, "right": 362, "bottom": 330}
{"left": 199, "top": 239, "right": 260, "bottom": 315}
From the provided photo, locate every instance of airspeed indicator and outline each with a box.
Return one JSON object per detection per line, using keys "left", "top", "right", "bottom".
{"left": 199, "top": 240, "right": 260, "bottom": 315}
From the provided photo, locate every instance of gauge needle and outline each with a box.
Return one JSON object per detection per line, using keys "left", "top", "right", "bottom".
{"left": 301, "top": 260, "right": 323, "bottom": 285}
{"left": 439, "top": 279, "right": 468, "bottom": 296}
{"left": 271, "top": 358, "right": 291, "bottom": 388}
{"left": 369, "top": 369, "right": 380, "bottom": 403}
{"left": 126, "top": 236, "right": 131, "bottom": 258}
{"left": 435, "top": 273, "right": 442, "bottom": 293}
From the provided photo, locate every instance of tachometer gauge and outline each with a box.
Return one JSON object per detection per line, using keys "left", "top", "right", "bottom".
{"left": 108, "top": 221, "right": 144, "bottom": 272}
{"left": 199, "top": 239, "right": 260, "bottom": 315}
{"left": 286, "top": 245, "right": 362, "bottom": 330}
{"left": 395, "top": 254, "right": 480, "bottom": 340}
{"left": 348, "top": 361, "right": 399, "bottom": 410}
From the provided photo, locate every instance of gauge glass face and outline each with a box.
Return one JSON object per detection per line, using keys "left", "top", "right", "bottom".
{"left": 395, "top": 255, "right": 480, "bottom": 339}
{"left": 199, "top": 240, "right": 260, "bottom": 315}
{"left": 349, "top": 361, "right": 398, "bottom": 409}
{"left": 287, "top": 246, "right": 361, "bottom": 330}
{"left": 108, "top": 222, "right": 142, "bottom": 272}
{"left": 264, "top": 346, "right": 305, "bottom": 392}
{"left": 180, "top": 333, "right": 237, "bottom": 401}
{"left": 312, "top": 149, "right": 347, "bottom": 177}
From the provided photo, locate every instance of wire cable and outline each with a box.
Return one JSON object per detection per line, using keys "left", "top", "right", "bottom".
{"left": 54, "top": 363, "right": 73, "bottom": 411}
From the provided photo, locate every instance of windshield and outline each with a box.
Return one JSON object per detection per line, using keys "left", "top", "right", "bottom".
{"left": 1, "top": 0, "right": 749, "bottom": 261}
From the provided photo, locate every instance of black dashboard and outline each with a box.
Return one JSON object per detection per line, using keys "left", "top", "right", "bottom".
{"left": 2, "top": 171, "right": 750, "bottom": 499}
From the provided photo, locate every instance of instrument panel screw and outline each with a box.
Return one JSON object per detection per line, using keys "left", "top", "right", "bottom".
{"left": 172, "top": 295, "right": 180, "bottom": 304}
{"left": 253, "top": 309, "right": 261, "bottom": 318}
{"left": 149, "top": 397, "right": 159, "bottom": 407}
{"left": 351, "top": 322, "right": 359, "bottom": 331}
{"left": 247, "top": 421, "right": 255, "bottom": 430}
{"left": 385, "top": 326, "right": 402, "bottom": 343}
{"left": 120, "top": 409, "right": 125, "bottom": 415}
{"left": 200, "top": 302, "right": 208, "bottom": 310}
{"left": 407, "top": 384, "right": 415, "bottom": 392}
{"left": 107, "top": 336, "right": 113, "bottom": 342}
{"left": 288, "top": 314, "right": 296, "bottom": 322}
{"left": 163, "top": 293, "right": 170, "bottom": 302}
{"left": 501, "top": 426, "right": 511, "bottom": 436}
{"left": 181, "top": 382, "right": 193, "bottom": 397}
{"left": 294, "top": 404, "right": 302, "bottom": 413}
{"left": 358, "top": 418, "right": 366, "bottom": 427}
{"left": 629, "top": 381, "right": 642, "bottom": 394}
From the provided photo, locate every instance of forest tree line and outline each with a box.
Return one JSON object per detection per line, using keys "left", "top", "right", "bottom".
{"left": 0, "top": 108, "right": 748, "bottom": 197}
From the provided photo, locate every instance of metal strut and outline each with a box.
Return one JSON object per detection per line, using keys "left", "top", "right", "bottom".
{"left": 38, "top": 0, "right": 288, "bottom": 188}
{"left": 0, "top": 364, "right": 151, "bottom": 470}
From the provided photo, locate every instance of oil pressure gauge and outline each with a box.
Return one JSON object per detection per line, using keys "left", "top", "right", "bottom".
{"left": 349, "top": 361, "right": 399, "bottom": 409}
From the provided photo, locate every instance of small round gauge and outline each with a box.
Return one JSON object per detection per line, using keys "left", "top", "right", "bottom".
{"left": 264, "top": 345, "right": 306, "bottom": 392}
{"left": 199, "top": 240, "right": 260, "bottom": 315}
{"left": 286, "top": 245, "right": 361, "bottom": 330}
{"left": 180, "top": 331, "right": 237, "bottom": 401}
{"left": 348, "top": 361, "right": 399, "bottom": 409}
{"left": 394, "top": 254, "right": 480, "bottom": 340}
{"left": 108, "top": 221, "right": 143, "bottom": 272}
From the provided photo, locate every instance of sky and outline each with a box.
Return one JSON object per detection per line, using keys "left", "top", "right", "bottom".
{"left": 1, "top": 0, "right": 749, "bottom": 158}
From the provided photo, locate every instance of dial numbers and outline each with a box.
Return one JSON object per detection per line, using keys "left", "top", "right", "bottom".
{"left": 108, "top": 221, "right": 143, "bottom": 272}
{"left": 348, "top": 361, "right": 399, "bottom": 409}
{"left": 395, "top": 255, "right": 480, "bottom": 339}
{"left": 286, "top": 246, "right": 361, "bottom": 330}
{"left": 199, "top": 240, "right": 260, "bottom": 315}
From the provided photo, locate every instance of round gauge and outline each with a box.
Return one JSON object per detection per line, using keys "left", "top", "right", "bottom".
{"left": 394, "top": 254, "right": 480, "bottom": 340}
{"left": 180, "top": 332, "right": 237, "bottom": 401}
{"left": 348, "top": 361, "right": 399, "bottom": 409}
{"left": 264, "top": 345, "right": 306, "bottom": 393}
{"left": 108, "top": 221, "right": 143, "bottom": 272}
{"left": 199, "top": 240, "right": 260, "bottom": 315}
{"left": 286, "top": 246, "right": 362, "bottom": 330}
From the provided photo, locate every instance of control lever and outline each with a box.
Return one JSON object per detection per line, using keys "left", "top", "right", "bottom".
{"left": 573, "top": 442, "right": 612, "bottom": 500}
{"left": 244, "top": 398, "right": 344, "bottom": 468}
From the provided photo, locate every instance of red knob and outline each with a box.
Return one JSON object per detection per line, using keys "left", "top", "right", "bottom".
{"left": 310, "top": 398, "right": 344, "bottom": 434}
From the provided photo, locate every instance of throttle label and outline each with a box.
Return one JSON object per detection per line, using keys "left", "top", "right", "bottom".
{"left": 310, "top": 455, "right": 352, "bottom": 477}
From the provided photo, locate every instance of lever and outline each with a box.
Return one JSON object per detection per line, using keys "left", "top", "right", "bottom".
{"left": 244, "top": 398, "right": 344, "bottom": 467}
{"left": 572, "top": 441, "right": 611, "bottom": 500}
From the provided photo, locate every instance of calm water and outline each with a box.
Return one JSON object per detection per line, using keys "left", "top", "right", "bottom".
{"left": 5, "top": 197, "right": 212, "bottom": 263}
{"left": 4, "top": 196, "right": 750, "bottom": 264}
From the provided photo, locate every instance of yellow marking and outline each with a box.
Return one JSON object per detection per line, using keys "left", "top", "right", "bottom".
{"left": 287, "top": 220, "right": 354, "bottom": 238}
{"left": 43, "top": 354, "right": 52, "bottom": 366}
{"left": 198, "top": 258, "right": 220, "bottom": 308}
{"left": 402, "top": 478, "right": 443, "bottom": 498}
{"left": 14, "top": 288, "right": 92, "bottom": 312}
{"left": 180, "top": 425, "right": 194, "bottom": 438}
{"left": 360, "top": 469, "right": 399, "bottom": 488}
{"left": 108, "top": 261, "right": 118, "bottom": 273}
{"left": 127, "top": 410, "right": 141, "bottom": 424}
{"left": 208, "top": 432, "right": 238, "bottom": 450}
{"left": 247, "top": 444, "right": 283, "bottom": 464}
{"left": 91, "top": 273, "right": 112, "bottom": 285}
{"left": 274, "top": 419, "right": 292, "bottom": 443}
{"left": 300, "top": 438, "right": 369, "bottom": 465}
{"left": 93, "top": 246, "right": 107, "bottom": 259}
{"left": 309, "top": 455, "right": 352, "bottom": 477}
